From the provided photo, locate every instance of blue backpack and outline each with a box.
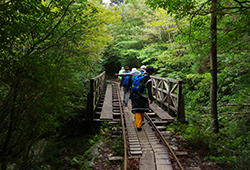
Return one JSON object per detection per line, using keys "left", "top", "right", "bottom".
{"left": 123, "top": 73, "right": 130, "bottom": 86}
{"left": 131, "top": 74, "right": 148, "bottom": 94}
{"left": 131, "top": 73, "right": 139, "bottom": 82}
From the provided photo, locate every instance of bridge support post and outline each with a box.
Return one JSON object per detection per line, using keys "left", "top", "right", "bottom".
{"left": 86, "top": 79, "right": 94, "bottom": 122}
{"left": 177, "top": 82, "right": 186, "bottom": 123}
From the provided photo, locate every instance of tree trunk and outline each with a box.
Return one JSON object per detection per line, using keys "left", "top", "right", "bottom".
{"left": 210, "top": 0, "right": 219, "bottom": 133}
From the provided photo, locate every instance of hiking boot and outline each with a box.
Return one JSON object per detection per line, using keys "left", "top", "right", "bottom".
{"left": 142, "top": 122, "right": 145, "bottom": 126}
{"left": 137, "top": 127, "right": 142, "bottom": 131}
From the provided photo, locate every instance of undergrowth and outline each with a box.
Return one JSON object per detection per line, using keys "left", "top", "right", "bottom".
{"left": 71, "top": 121, "right": 124, "bottom": 169}
{"left": 167, "top": 111, "right": 250, "bottom": 170}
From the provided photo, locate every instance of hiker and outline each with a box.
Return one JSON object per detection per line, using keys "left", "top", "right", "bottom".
{"left": 131, "top": 68, "right": 141, "bottom": 77}
{"left": 120, "top": 66, "right": 130, "bottom": 106}
{"left": 115, "top": 66, "right": 125, "bottom": 82}
{"left": 139, "top": 65, "right": 146, "bottom": 74}
{"left": 118, "top": 67, "right": 125, "bottom": 80}
{"left": 130, "top": 66, "right": 154, "bottom": 131}
{"left": 126, "top": 68, "right": 141, "bottom": 92}
{"left": 125, "top": 68, "right": 141, "bottom": 103}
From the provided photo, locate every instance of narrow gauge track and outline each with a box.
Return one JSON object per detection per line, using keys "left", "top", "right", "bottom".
{"left": 144, "top": 114, "right": 184, "bottom": 170}
{"left": 111, "top": 81, "right": 183, "bottom": 170}
{"left": 112, "top": 82, "right": 128, "bottom": 169}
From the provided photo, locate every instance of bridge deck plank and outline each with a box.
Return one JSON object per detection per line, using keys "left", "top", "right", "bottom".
{"left": 140, "top": 151, "right": 155, "bottom": 170}
{"left": 149, "top": 103, "right": 174, "bottom": 122}
{"left": 100, "top": 84, "right": 113, "bottom": 120}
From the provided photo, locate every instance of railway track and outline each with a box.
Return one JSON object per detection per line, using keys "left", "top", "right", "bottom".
{"left": 110, "top": 81, "right": 184, "bottom": 170}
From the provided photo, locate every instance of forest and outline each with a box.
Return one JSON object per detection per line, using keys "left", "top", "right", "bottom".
{"left": 0, "top": 0, "right": 249, "bottom": 169}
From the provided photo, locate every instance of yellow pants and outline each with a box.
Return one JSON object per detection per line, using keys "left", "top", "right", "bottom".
{"left": 135, "top": 112, "right": 145, "bottom": 128}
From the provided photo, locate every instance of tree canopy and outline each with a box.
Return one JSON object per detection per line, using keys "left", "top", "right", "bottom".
{"left": 0, "top": 0, "right": 120, "bottom": 168}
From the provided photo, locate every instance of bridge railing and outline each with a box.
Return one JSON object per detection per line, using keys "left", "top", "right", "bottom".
{"left": 86, "top": 71, "right": 106, "bottom": 121}
{"left": 86, "top": 72, "right": 185, "bottom": 122}
{"left": 151, "top": 76, "right": 185, "bottom": 122}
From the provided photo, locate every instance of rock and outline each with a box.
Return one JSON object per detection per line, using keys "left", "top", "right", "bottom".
{"left": 170, "top": 145, "right": 178, "bottom": 151}
{"left": 175, "top": 151, "right": 188, "bottom": 156}
{"left": 185, "top": 167, "right": 201, "bottom": 170}
{"left": 88, "top": 161, "right": 95, "bottom": 168}
{"left": 64, "top": 156, "right": 71, "bottom": 161}
{"left": 171, "top": 138, "right": 177, "bottom": 142}
{"left": 88, "top": 141, "right": 103, "bottom": 160}
{"left": 112, "top": 127, "right": 117, "bottom": 131}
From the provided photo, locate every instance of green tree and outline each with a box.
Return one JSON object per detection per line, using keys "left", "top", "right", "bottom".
{"left": 0, "top": 0, "right": 119, "bottom": 168}
{"left": 103, "top": 0, "right": 163, "bottom": 74}
{"left": 145, "top": 0, "right": 250, "bottom": 133}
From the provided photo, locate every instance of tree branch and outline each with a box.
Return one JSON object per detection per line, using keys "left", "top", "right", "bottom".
{"left": 38, "top": 22, "right": 79, "bottom": 53}
{"left": 233, "top": 0, "right": 250, "bottom": 8}
{"left": 88, "top": 56, "right": 99, "bottom": 73}
{"left": 208, "top": 141, "right": 236, "bottom": 153}
{"left": 26, "top": 1, "right": 74, "bottom": 56}
{"left": 30, "top": 0, "right": 54, "bottom": 33}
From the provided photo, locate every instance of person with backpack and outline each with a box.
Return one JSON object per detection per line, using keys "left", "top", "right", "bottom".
{"left": 120, "top": 66, "right": 130, "bottom": 106}
{"left": 126, "top": 68, "right": 141, "bottom": 99}
{"left": 131, "top": 68, "right": 141, "bottom": 77}
{"left": 118, "top": 67, "right": 125, "bottom": 80}
{"left": 129, "top": 66, "right": 154, "bottom": 131}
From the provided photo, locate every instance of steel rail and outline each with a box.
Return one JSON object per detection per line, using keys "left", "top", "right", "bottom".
{"left": 144, "top": 113, "right": 184, "bottom": 170}
{"left": 114, "top": 83, "right": 127, "bottom": 170}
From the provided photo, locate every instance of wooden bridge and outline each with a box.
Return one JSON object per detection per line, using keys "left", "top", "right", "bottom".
{"left": 85, "top": 71, "right": 187, "bottom": 170}
{"left": 86, "top": 71, "right": 186, "bottom": 123}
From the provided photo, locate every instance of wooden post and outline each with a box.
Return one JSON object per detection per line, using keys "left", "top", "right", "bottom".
{"left": 88, "top": 78, "right": 94, "bottom": 121}
{"left": 160, "top": 80, "right": 163, "bottom": 108}
{"left": 155, "top": 79, "right": 159, "bottom": 101}
{"left": 167, "top": 81, "right": 172, "bottom": 115}
{"left": 177, "top": 82, "right": 185, "bottom": 122}
{"left": 167, "top": 81, "right": 176, "bottom": 117}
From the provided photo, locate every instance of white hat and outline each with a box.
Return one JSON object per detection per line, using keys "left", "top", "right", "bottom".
{"left": 140, "top": 65, "right": 146, "bottom": 70}
{"left": 131, "top": 68, "right": 137, "bottom": 73}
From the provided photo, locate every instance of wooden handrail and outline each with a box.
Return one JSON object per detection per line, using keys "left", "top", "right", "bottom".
{"left": 151, "top": 76, "right": 185, "bottom": 122}
{"left": 87, "top": 71, "right": 106, "bottom": 121}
